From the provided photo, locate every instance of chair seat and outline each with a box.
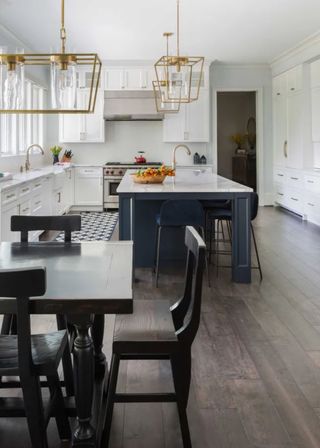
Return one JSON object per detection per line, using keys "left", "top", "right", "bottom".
{"left": 0, "top": 330, "right": 68, "bottom": 376}
{"left": 113, "top": 300, "right": 179, "bottom": 354}
{"left": 202, "top": 200, "right": 231, "bottom": 210}
{"left": 207, "top": 208, "right": 232, "bottom": 220}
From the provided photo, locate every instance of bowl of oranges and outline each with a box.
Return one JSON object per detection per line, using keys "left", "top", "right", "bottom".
{"left": 132, "top": 165, "right": 175, "bottom": 184}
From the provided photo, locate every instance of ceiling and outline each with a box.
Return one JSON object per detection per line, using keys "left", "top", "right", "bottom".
{"left": 1, "top": 0, "right": 320, "bottom": 64}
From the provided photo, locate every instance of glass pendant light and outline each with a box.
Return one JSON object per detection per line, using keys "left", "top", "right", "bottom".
{"left": 153, "top": 33, "right": 180, "bottom": 113}
{"left": 0, "top": 47, "right": 25, "bottom": 110}
{"left": 154, "top": 0, "right": 204, "bottom": 105}
{"left": 0, "top": 0, "right": 101, "bottom": 114}
{"left": 50, "top": 0, "right": 77, "bottom": 109}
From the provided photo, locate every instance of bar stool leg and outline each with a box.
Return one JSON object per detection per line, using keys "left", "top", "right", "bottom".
{"left": 155, "top": 226, "right": 162, "bottom": 288}
{"left": 251, "top": 223, "right": 263, "bottom": 281}
{"left": 199, "top": 227, "right": 210, "bottom": 288}
{"left": 153, "top": 224, "right": 160, "bottom": 273}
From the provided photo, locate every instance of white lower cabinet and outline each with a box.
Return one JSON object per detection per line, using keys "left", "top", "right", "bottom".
{"left": 0, "top": 166, "right": 104, "bottom": 242}
{"left": 74, "top": 167, "right": 103, "bottom": 210}
{"left": 274, "top": 166, "right": 320, "bottom": 222}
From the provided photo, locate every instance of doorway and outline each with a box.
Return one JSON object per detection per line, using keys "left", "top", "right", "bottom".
{"left": 216, "top": 91, "right": 257, "bottom": 190}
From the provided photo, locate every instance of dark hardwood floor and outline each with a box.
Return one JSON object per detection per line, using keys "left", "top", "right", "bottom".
{"left": 2, "top": 206, "right": 320, "bottom": 447}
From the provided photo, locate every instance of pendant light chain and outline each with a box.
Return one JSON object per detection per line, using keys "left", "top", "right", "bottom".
{"left": 176, "top": 0, "right": 180, "bottom": 59}
{"left": 60, "top": 0, "right": 66, "bottom": 54}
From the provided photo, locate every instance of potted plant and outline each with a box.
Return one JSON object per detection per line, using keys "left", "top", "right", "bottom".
{"left": 61, "top": 149, "right": 73, "bottom": 163}
{"left": 50, "top": 145, "right": 62, "bottom": 164}
{"left": 231, "top": 133, "right": 247, "bottom": 154}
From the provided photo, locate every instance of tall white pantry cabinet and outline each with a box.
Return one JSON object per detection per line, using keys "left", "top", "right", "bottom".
{"left": 273, "top": 61, "right": 320, "bottom": 225}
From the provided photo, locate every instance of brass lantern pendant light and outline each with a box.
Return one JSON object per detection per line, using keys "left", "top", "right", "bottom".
{"left": 153, "top": 33, "right": 180, "bottom": 113}
{"left": 0, "top": 0, "right": 101, "bottom": 114}
{"left": 154, "top": 0, "right": 204, "bottom": 105}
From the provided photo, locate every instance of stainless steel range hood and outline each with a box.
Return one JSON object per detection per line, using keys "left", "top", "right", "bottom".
{"left": 104, "top": 90, "right": 164, "bottom": 121}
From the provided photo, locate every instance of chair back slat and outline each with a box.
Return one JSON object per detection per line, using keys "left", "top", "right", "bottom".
{"left": 11, "top": 215, "right": 81, "bottom": 242}
{"left": 0, "top": 267, "right": 46, "bottom": 375}
{"left": 170, "top": 226, "right": 206, "bottom": 347}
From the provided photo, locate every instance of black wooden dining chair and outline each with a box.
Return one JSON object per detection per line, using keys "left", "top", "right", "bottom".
{"left": 101, "top": 226, "right": 206, "bottom": 448}
{"left": 0, "top": 267, "right": 71, "bottom": 448}
{"left": 4, "top": 214, "right": 82, "bottom": 396}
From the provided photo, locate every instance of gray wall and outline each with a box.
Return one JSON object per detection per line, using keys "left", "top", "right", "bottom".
{"left": 217, "top": 91, "right": 255, "bottom": 180}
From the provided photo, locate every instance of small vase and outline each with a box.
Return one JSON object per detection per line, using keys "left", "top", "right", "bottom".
{"left": 53, "top": 154, "right": 59, "bottom": 165}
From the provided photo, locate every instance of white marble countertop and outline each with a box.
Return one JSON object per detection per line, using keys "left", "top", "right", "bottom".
{"left": 0, "top": 164, "right": 71, "bottom": 192}
{"left": 117, "top": 169, "right": 253, "bottom": 194}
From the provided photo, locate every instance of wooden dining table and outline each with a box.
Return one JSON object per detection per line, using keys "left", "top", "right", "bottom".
{"left": 0, "top": 240, "right": 133, "bottom": 447}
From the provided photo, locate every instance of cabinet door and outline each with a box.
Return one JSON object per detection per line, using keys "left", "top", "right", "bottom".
{"left": 80, "top": 89, "right": 105, "bottom": 142}
{"left": 59, "top": 112, "right": 80, "bottom": 143}
{"left": 162, "top": 106, "right": 186, "bottom": 142}
{"left": 74, "top": 168, "right": 103, "bottom": 206}
{"left": 126, "top": 69, "right": 153, "bottom": 90}
{"left": 1, "top": 202, "right": 20, "bottom": 242}
{"left": 311, "top": 87, "right": 320, "bottom": 142}
{"left": 286, "top": 66, "right": 302, "bottom": 95}
{"left": 185, "top": 90, "right": 210, "bottom": 142}
{"left": 287, "top": 93, "right": 303, "bottom": 169}
{"left": 273, "top": 93, "right": 287, "bottom": 167}
{"left": 104, "top": 69, "right": 122, "bottom": 90}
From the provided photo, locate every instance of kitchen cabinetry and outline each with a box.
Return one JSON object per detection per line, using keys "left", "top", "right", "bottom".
{"left": 74, "top": 167, "right": 103, "bottom": 211}
{"left": 273, "top": 66, "right": 303, "bottom": 169}
{"left": 59, "top": 89, "right": 105, "bottom": 143}
{"left": 103, "top": 67, "right": 154, "bottom": 90}
{"left": 163, "top": 89, "right": 210, "bottom": 142}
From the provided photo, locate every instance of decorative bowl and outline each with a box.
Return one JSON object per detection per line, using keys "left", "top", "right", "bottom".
{"left": 132, "top": 174, "right": 166, "bottom": 184}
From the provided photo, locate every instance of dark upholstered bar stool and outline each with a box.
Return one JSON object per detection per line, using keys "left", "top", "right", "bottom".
{"left": 3, "top": 215, "right": 82, "bottom": 396}
{"left": 154, "top": 199, "right": 209, "bottom": 287}
{"left": 101, "top": 227, "right": 206, "bottom": 448}
{"left": 207, "top": 193, "right": 262, "bottom": 280}
{"left": 0, "top": 267, "right": 71, "bottom": 448}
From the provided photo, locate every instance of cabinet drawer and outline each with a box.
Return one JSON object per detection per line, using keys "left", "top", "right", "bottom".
{"left": 2, "top": 189, "right": 18, "bottom": 205}
{"left": 32, "top": 195, "right": 43, "bottom": 214}
{"left": 304, "top": 174, "right": 320, "bottom": 193}
{"left": 286, "top": 188, "right": 303, "bottom": 214}
{"left": 274, "top": 183, "right": 286, "bottom": 205}
{"left": 53, "top": 172, "right": 65, "bottom": 190}
{"left": 20, "top": 199, "right": 31, "bottom": 216}
{"left": 19, "top": 184, "right": 31, "bottom": 198}
{"left": 274, "top": 168, "right": 286, "bottom": 183}
{"left": 286, "top": 170, "right": 302, "bottom": 187}
{"left": 32, "top": 179, "right": 43, "bottom": 191}
{"left": 75, "top": 167, "right": 102, "bottom": 178}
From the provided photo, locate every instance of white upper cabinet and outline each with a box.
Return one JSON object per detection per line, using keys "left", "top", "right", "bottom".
{"left": 286, "top": 66, "right": 303, "bottom": 94}
{"left": 287, "top": 93, "right": 303, "bottom": 168}
{"left": 310, "top": 60, "right": 320, "bottom": 88}
{"left": 310, "top": 60, "right": 320, "bottom": 142}
{"left": 103, "top": 67, "right": 155, "bottom": 90}
{"left": 163, "top": 89, "right": 210, "bottom": 143}
{"left": 273, "top": 81, "right": 287, "bottom": 167}
{"left": 59, "top": 89, "right": 105, "bottom": 143}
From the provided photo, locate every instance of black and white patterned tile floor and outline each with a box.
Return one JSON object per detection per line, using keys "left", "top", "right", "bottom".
{"left": 55, "top": 211, "right": 119, "bottom": 242}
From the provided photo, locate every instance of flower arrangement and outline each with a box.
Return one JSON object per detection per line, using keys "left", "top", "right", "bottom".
{"left": 231, "top": 133, "right": 247, "bottom": 150}
{"left": 50, "top": 145, "right": 62, "bottom": 164}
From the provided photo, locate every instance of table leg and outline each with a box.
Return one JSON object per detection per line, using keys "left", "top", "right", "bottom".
{"left": 92, "top": 314, "right": 106, "bottom": 377}
{"left": 232, "top": 195, "right": 251, "bottom": 283}
{"left": 69, "top": 314, "right": 95, "bottom": 447}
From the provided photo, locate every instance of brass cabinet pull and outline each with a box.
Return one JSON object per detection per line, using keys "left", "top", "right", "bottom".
{"left": 284, "top": 140, "right": 288, "bottom": 158}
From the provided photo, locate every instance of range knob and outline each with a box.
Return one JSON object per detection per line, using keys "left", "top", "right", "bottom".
{"left": 105, "top": 170, "right": 109, "bottom": 175}
{"left": 110, "top": 170, "right": 114, "bottom": 175}
{"left": 119, "top": 170, "right": 123, "bottom": 175}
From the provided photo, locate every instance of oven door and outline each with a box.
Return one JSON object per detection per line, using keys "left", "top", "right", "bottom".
{"left": 104, "top": 176, "right": 122, "bottom": 207}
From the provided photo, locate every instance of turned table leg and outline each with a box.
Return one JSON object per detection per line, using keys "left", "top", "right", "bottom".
{"left": 92, "top": 314, "right": 106, "bottom": 377}
{"left": 69, "top": 314, "right": 95, "bottom": 447}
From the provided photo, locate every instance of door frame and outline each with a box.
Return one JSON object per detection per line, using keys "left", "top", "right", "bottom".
{"left": 212, "top": 87, "right": 264, "bottom": 204}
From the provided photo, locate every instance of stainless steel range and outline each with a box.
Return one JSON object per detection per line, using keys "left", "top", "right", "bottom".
{"left": 104, "top": 162, "right": 162, "bottom": 210}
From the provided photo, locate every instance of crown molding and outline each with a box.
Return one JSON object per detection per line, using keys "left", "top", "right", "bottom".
{"left": 271, "top": 30, "right": 320, "bottom": 75}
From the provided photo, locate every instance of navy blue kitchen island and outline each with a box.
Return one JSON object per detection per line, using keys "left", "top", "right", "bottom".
{"left": 117, "top": 168, "right": 253, "bottom": 283}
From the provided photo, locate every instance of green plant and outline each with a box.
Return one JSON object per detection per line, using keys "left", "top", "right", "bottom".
{"left": 50, "top": 145, "right": 62, "bottom": 156}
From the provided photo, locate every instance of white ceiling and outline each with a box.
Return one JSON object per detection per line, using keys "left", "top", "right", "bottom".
{"left": 1, "top": 0, "right": 320, "bottom": 63}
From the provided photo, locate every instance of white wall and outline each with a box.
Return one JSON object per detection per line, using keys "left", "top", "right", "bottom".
{"left": 64, "top": 121, "right": 208, "bottom": 166}
{"left": 210, "top": 63, "right": 273, "bottom": 205}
